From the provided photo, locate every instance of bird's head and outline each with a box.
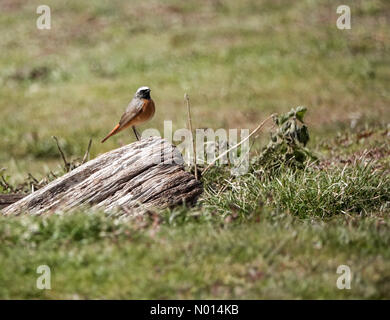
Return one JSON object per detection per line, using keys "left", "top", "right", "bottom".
{"left": 135, "top": 86, "right": 151, "bottom": 99}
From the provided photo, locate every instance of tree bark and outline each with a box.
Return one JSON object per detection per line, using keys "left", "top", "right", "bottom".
{"left": 0, "top": 194, "right": 25, "bottom": 210}
{"left": 2, "top": 137, "right": 202, "bottom": 216}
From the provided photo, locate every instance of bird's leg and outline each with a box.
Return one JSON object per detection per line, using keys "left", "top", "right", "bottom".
{"left": 132, "top": 126, "right": 141, "bottom": 141}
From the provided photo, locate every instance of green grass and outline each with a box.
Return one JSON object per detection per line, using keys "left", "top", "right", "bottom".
{"left": 1, "top": 0, "right": 389, "bottom": 183}
{"left": 1, "top": 129, "right": 389, "bottom": 299}
{"left": 260, "top": 163, "right": 389, "bottom": 218}
{"left": 203, "top": 162, "right": 390, "bottom": 219}
{"left": 1, "top": 209, "right": 389, "bottom": 299}
{"left": 0, "top": 0, "right": 390, "bottom": 299}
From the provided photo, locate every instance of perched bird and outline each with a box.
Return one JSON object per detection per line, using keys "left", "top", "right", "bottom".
{"left": 101, "top": 86, "right": 155, "bottom": 143}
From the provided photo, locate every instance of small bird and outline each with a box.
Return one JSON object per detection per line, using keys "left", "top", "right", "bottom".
{"left": 101, "top": 86, "right": 155, "bottom": 143}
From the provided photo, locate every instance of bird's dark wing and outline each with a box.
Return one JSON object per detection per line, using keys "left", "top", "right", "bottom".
{"left": 118, "top": 98, "right": 145, "bottom": 129}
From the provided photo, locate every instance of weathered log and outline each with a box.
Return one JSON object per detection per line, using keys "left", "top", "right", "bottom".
{"left": 0, "top": 194, "right": 26, "bottom": 210}
{"left": 2, "top": 137, "right": 202, "bottom": 216}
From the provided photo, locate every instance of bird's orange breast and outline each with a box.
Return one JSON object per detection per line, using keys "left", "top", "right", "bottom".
{"left": 131, "top": 99, "right": 155, "bottom": 125}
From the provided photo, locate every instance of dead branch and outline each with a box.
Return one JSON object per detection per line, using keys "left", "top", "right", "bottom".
{"left": 2, "top": 137, "right": 202, "bottom": 216}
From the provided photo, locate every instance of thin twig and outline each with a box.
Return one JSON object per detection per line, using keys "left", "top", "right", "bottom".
{"left": 28, "top": 173, "right": 39, "bottom": 184}
{"left": 185, "top": 94, "right": 198, "bottom": 180}
{"left": 201, "top": 114, "right": 276, "bottom": 176}
{"left": 52, "top": 136, "right": 70, "bottom": 171}
{"left": 82, "top": 138, "right": 93, "bottom": 164}
{"left": 217, "top": 139, "right": 255, "bottom": 196}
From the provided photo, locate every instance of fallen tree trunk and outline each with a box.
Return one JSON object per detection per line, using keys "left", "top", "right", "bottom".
{"left": 0, "top": 194, "right": 26, "bottom": 210}
{"left": 2, "top": 137, "right": 202, "bottom": 216}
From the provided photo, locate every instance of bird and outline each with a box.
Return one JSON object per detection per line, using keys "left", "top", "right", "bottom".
{"left": 101, "top": 86, "right": 155, "bottom": 143}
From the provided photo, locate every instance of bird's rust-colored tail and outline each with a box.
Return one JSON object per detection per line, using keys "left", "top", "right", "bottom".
{"left": 101, "top": 124, "right": 121, "bottom": 143}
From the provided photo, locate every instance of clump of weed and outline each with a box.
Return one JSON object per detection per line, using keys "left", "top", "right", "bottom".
{"left": 201, "top": 108, "right": 389, "bottom": 219}
{"left": 254, "top": 106, "right": 317, "bottom": 173}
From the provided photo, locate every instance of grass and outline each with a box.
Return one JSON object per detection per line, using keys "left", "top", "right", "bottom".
{"left": 1, "top": 209, "right": 390, "bottom": 299}
{"left": 0, "top": 0, "right": 389, "bottom": 299}
{"left": 260, "top": 163, "right": 389, "bottom": 218}
{"left": 1, "top": 0, "right": 389, "bottom": 183}
{"left": 203, "top": 162, "right": 390, "bottom": 219}
{"left": 1, "top": 129, "right": 389, "bottom": 299}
